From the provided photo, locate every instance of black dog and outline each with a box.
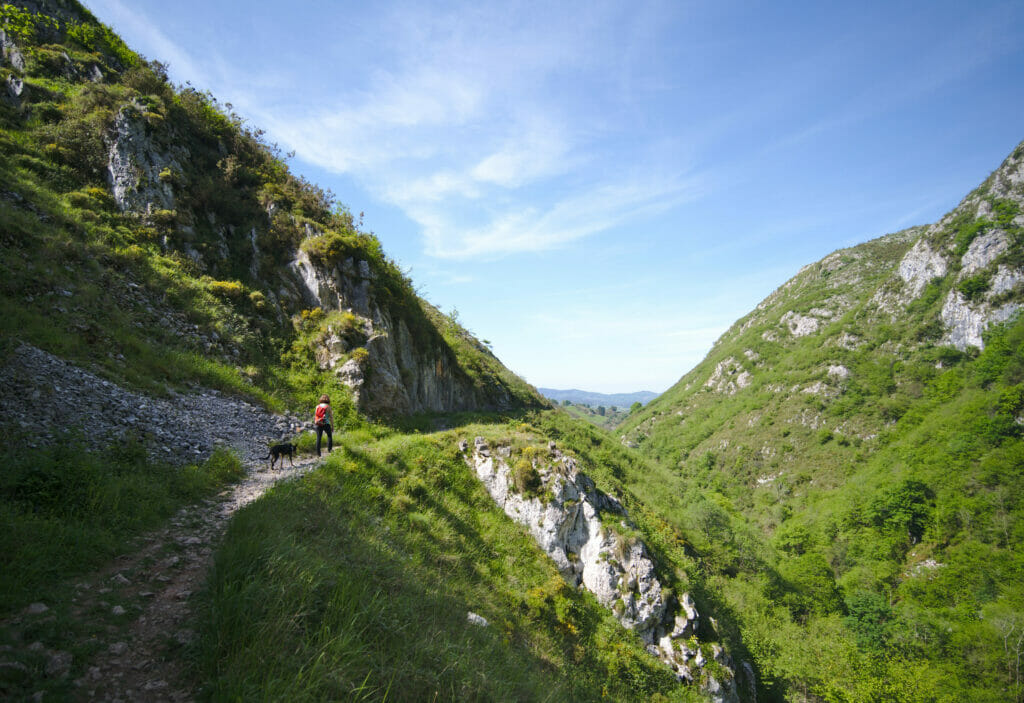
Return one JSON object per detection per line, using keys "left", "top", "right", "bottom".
{"left": 262, "top": 442, "right": 296, "bottom": 470}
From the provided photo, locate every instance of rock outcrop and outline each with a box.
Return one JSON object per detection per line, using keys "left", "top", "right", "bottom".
{"left": 106, "top": 102, "right": 185, "bottom": 215}
{"left": 288, "top": 248, "right": 517, "bottom": 415}
{"left": 705, "top": 357, "right": 752, "bottom": 395}
{"left": 896, "top": 237, "right": 948, "bottom": 300}
{"left": 1, "top": 28, "right": 26, "bottom": 72}
{"left": 463, "top": 437, "right": 739, "bottom": 702}
{"left": 940, "top": 290, "right": 1020, "bottom": 351}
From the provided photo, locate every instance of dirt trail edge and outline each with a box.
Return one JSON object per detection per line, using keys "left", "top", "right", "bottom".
{"left": 71, "top": 455, "right": 323, "bottom": 702}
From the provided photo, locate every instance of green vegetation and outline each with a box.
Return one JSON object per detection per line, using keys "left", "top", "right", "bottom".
{"left": 0, "top": 438, "right": 243, "bottom": 611}
{"left": 429, "top": 306, "right": 545, "bottom": 410}
{"left": 4, "top": 3, "right": 1024, "bottom": 702}
{"left": 614, "top": 194, "right": 1024, "bottom": 700}
{"left": 198, "top": 429, "right": 700, "bottom": 701}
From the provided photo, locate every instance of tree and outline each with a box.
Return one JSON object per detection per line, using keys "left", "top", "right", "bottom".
{"left": 629, "top": 401, "right": 642, "bottom": 414}
{"left": 597, "top": 406, "right": 606, "bottom": 416}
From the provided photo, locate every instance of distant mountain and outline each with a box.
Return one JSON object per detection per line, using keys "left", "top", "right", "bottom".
{"left": 538, "top": 388, "right": 659, "bottom": 409}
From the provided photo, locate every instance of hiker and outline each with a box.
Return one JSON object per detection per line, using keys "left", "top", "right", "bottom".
{"left": 314, "top": 394, "right": 333, "bottom": 456}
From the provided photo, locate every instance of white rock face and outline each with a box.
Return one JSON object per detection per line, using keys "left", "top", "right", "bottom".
{"left": 961, "top": 231, "right": 1009, "bottom": 274}
{"left": 802, "top": 381, "right": 828, "bottom": 395}
{"left": 464, "top": 439, "right": 739, "bottom": 702}
{"left": 780, "top": 311, "right": 820, "bottom": 337}
{"left": 828, "top": 365, "right": 850, "bottom": 380}
{"left": 3, "top": 73, "right": 23, "bottom": 107}
{"left": 897, "top": 238, "right": 948, "bottom": 299}
{"left": 835, "top": 333, "right": 862, "bottom": 350}
{"left": 0, "top": 29, "right": 26, "bottom": 71}
{"left": 289, "top": 248, "right": 372, "bottom": 315}
{"left": 991, "top": 265, "right": 1024, "bottom": 296}
{"left": 106, "top": 103, "right": 185, "bottom": 214}
{"left": 466, "top": 611, "right": 489, "bottom": 627}
{"left": 288, "top": 250, "right": 513, "bottom": 415}
{"left": 941, "top": 291, "right": 1021, "bottom": 350}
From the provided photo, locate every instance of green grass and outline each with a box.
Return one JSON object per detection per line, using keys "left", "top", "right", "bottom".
{"left": 0, "top": 437, "right": 244, "bottom": 612}
{"left": 196, "top": 429, "right": 701, "bottom": 702}
{"left": 558, "top": 401, "right": 630, "bottom": 430}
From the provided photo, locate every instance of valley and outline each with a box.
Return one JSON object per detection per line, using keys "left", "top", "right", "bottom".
{"left": 1, "top": 2, "right": 1023, "bottom": 702}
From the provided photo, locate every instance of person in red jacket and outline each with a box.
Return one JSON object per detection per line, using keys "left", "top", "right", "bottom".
{"left": 314, "top": 394, "right": 333, "bottom": 457}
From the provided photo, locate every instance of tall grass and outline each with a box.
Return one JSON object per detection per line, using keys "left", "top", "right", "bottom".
{"left": 0, "top": 436, "right": 243, "bottom": 611}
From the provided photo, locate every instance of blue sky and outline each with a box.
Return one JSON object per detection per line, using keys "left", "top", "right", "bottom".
{"left": 83, "top": 0, "right": 1024, "bottom": 393}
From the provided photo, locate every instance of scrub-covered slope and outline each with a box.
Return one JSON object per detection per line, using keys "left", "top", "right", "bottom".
{"left": 619, "top": 142, "right": 1024, "bottom": 700}
{"left": 0, "top": 0, "right": 543, "bottom": 418}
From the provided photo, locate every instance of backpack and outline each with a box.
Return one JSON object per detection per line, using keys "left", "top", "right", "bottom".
{"left": 315, "top": 403, "right": 329, "bottom": 425}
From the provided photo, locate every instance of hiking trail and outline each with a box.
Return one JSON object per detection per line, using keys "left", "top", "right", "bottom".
{"left": 5, "top": 454, "right": 324, "bottom": 702}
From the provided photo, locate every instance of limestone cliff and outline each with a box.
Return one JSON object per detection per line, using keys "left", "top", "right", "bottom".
{"left": 464, "top": 437, "right": 739, "bottom": 702}
{"left": 286, "top": 248, "right": 532, "bottom": 415}
{"left": 880, "top": 142, "right": 1024, "bottom": 349}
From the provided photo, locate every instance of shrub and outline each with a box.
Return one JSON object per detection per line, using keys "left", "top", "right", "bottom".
{"left": 512, "top": 458, "right": 542, "bottom": 496}
{"left": 65, "top": 187, "right": 111, "bottom": 211}
{"left": 300, "top": 229, "right": 364, "bottom": 266}
{"left": 206, "top": 278, "right": 245, "bottom": 298}
{"left": 349, "top": 347, "right": 370, "bottom": 365}
{"left": 957, "top": 271, "right": 991, "bottom": 302}
{"left": 149, "top": 209, "right": 178, "bottom": 227}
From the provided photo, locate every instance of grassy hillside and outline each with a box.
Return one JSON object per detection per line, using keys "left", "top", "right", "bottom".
{"left": 198, "top": 424, "right": 706, "bottom": 702}
{"left": 4, "top": 3, "right": 1023, "bottom": 701}
{"left": 558, "top": 400, "right": 631, "bottom": 430}
{"left": 616, "top": 145, "right": 1024, "bottom": 700}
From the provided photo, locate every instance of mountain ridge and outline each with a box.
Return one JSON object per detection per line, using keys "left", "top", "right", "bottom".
{"left": 539, "top": 387, "right": 660, "bottom": 408}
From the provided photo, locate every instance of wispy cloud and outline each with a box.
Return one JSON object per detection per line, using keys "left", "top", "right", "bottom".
{"left": 470, "top": 120, "right": 571, "bottom": 188}
{"left": 232, "top": 1, "right": 702, "bottom": 262}
{"left": 418, "top": 176, "right": 702, "bottom": 259}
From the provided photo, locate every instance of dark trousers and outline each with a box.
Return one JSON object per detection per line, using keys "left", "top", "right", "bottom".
{"left": 316, "top": 423, "right": 333, "bottom": 456}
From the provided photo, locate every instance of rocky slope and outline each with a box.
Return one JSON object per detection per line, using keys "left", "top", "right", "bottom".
{"left": 623, "top": 140, "right": 1023, "bottom": 466}
{"left": 0, "top": 343, "right": 303, "bottom": 463}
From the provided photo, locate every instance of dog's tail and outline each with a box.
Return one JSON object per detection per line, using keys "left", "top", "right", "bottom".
{"left": 261, "top": 451, "right": 272, "bottom": 460}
